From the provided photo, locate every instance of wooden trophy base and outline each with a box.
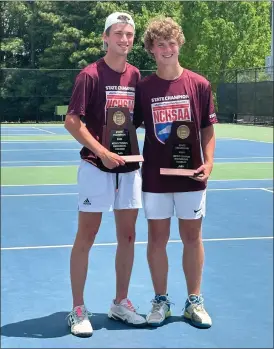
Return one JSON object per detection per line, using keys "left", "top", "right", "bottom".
{"left": 160, "top": 168, "right": 196, "bottom": 177}
{"left": 121, "top": 155, "right": 144, "bottom": 163}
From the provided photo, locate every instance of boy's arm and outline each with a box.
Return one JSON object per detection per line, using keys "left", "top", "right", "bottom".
{"left": 64, "top": 73, "right": 125, "bottom": 169}
{"left": 194, "top": 125, "right": 215, "bottom": 180}
{"left": 64, "top": 115, "right": 124, "bottom": 168}
{"left": 192, "top": 83, "right": 218, "bottom": 182}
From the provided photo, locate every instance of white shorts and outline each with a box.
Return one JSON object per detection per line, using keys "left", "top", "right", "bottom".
{"left": 77, "top": 160, "right": 142, "bottom": 212}
{"left": 143, "top": 190, "right": 206, "bottom": 220}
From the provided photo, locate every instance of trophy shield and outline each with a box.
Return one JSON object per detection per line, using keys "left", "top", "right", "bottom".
{"left": 102, "top": 107, "right": 144, "bottom": 163}
{"left": 160, "top": 121, "right": 203, "bottom": 176}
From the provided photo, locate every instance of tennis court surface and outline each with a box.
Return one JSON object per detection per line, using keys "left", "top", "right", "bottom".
{"left": 1, "top": 123, "right": 273, "bottom": 348}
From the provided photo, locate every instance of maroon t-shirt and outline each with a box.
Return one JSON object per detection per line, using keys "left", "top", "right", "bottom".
{"left": 134, "top": 69, "right": 218, "bottom": 193}
{"left": 67, "top": 58, "right": 141, "bottom": 173}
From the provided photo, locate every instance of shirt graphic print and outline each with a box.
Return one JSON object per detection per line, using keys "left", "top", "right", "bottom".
{"left": 105, "top": 86, "right": 136, "bottom": 122}
{"left": 151, "top": 95, "right": 191, "bottom": 144}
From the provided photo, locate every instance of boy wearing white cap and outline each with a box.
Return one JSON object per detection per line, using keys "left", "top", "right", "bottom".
{"left": 65, "top": 12, "right": 146, "bottom": 337}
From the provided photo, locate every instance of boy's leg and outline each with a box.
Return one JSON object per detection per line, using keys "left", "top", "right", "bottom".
{"left": 72, "top": 160, "right": 115, "bottom": 306}
{"left": 179, "top": 217, "right": 203, "bottom": 296}
{"left": 70, "top": 212, "right": 102, "bottom": 308}
{"left": 143, "top": 192, "right": 173, "bottom": 326}
{"left": 113, "top": 169, "right": 142, "bottom": 302}
{"left": 147, "top": 218, "right": 170, "bottom": 296}
{"left": 175, "top": 190, "right": 212, "bottom": 328}
{"left": 108, "top": 170, "right": 146, "bottom": 326}
{"left": 68, "top": 160, "right": 115, "bottom": 336}
{"left": 114, "top": 208, "right": 138, "bottom": 303}
{"left": 175, "top": 190, "right": 206, "bottom": 296}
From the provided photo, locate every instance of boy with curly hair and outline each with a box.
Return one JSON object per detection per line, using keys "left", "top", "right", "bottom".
{"left": 134, "top": 17, "right": 217, "bottom": 328}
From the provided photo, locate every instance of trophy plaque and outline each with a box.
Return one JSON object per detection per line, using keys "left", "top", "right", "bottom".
{"left": 160, "top": 121, "right": 203, "bottom": 177}
{"left": 102, "top": 107, "right": 144, "bottom": 163}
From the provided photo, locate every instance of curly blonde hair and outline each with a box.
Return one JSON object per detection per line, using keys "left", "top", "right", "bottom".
{"left": 144, "top": 17, "right": 185, "bottom": 57}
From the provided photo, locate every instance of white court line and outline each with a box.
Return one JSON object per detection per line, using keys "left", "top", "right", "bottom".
{"left": 1, "top": 193, "right": 77, "bottom": 197}
{"left": 209, "top": 178, "right": 273, "bottom": 182}
{"left": 215, "top": 157, "right": 273, "bottom": 160}
{"left": 1, "top": 149, "right": 272, "bottom": 159}
{"left": 1, "top": 130, "right": 40, "bottom": 133}
{"left": 0, "top": 123, "right": 64, "bottom": 129}
{"left": 2, "top": 165, "right": 76, "bottom": 168}
{"left": 215, "top": 161, "right": 272, "bottom": 164}
{"left": 207, "top": 187, "right": 270, "bottom": 191}
{"left": 1, "top": 149, "right": 80, "bottom": 152}
{"left": 1, "top": 183, "right": 77, "bottom": 187}
{"left": 261, "top": 188, "right": 274, "bottom": 193}
{"left": 1, "top": 179, "right": 273, "bottom": 187}
{"left": 0, "top": 154, "right": 272, "bottom": 161}
{"left": 32, "top": 127, "right": 56, "bottom": 135}
{"left": 1, "top": 236, "right": 273, "bottom": 251}
{"left": 5, "top": 159, "right": 271, "bottom": 164}
{"left": 1, "top": 140, "right": 75, "bottom": 143}
{"left": 217, "top": 137, "right": 273, "bottom": 144}
{"left": 1, "top": 134, "right": 57, "bottom": 136}
{"left": 1, "top": 187, "right": 272, "bottom": 197}
{"left": 1, "top": 137, "right": 272, "bottom": 143}
{"left": 2, "top": 161, "right": 273, "bottom": 168}
{"left": 1, "top": 160, "right": 79, "bottom": 164}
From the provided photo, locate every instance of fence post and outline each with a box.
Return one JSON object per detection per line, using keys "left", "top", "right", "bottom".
{"left": 235, "top": 69, "right": 238, "bottom": 123}
{"left": 254, "top": 67, "right": 257, "bottom": 124}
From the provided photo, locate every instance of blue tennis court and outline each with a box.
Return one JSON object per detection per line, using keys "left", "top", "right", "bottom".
{"left": 1, "top": 125, "right": 273, "bottom": 348}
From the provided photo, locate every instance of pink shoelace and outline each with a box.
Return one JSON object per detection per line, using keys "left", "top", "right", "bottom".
{"left": 120, "top": 298, "right": 136, "bottom": 312}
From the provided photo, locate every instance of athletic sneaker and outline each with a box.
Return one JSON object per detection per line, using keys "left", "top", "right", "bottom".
{"left": 183, "top": 294, "right": 212, "bottom": 328}
{"left": 146, "top": 294, "right": 172, "bottom": 327}
{"left": 108, "top": 298, "right": 146, "bottom": 327}
{"left": 67, "top": 305, "right": 93, "bottom": 337}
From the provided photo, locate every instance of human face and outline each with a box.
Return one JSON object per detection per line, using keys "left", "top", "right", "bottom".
{"left": 103, "top": 23, "right": 134, "bottom": 56}
{"left": 150, "top": 38, "right": 180, "bottom": 66}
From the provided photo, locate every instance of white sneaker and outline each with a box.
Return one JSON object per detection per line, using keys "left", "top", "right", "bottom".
{"left": 183, "top": 294, "right": 212, "bottom": 328}
{"left": 146, "top": 295, "right": 171, "bottom": 327}
{"left": 108, "top": 298, "right": 146, "bottom": 327}
{"left": 67, "top": 305, "right": 93, "bottom": 337}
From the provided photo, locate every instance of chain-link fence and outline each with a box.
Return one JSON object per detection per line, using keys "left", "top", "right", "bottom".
{"left": 215, "top": 66, "right": 273, "bottom": 125}
{"left": 1, "top": 67, "right": 273, "bottom": 125}
{"left": 0, "top": 68, "right": 80, "bottom": 123}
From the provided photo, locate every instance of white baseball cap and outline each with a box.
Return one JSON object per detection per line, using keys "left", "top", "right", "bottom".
{"left": 104, "top": 12, "right": 135, "bottom": 32}
{"left": 103, "top": 12, "right": 135, "bottom": 50}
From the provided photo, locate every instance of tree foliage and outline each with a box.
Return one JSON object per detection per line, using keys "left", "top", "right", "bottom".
{"left": 0, "top": 1, "right": 271, "bottom": 121}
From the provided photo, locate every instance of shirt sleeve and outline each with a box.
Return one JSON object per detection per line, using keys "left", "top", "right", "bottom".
{"left": 200, "top": 83, "right": 218, "bottom": 128}
{"left": 67, "top": 72, "right": 93, "bottom": 117}
{"left": 133, "top": 83, "right": 144, "bottom": 129}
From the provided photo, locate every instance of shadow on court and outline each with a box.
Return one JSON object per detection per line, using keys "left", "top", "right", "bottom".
{"left": 0, "top": 312, "right": 187, "bottom": 339}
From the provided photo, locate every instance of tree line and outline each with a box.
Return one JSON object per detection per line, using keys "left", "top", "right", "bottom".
{"left": 0, "top": 1, "right": 272, "bottom": 121}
